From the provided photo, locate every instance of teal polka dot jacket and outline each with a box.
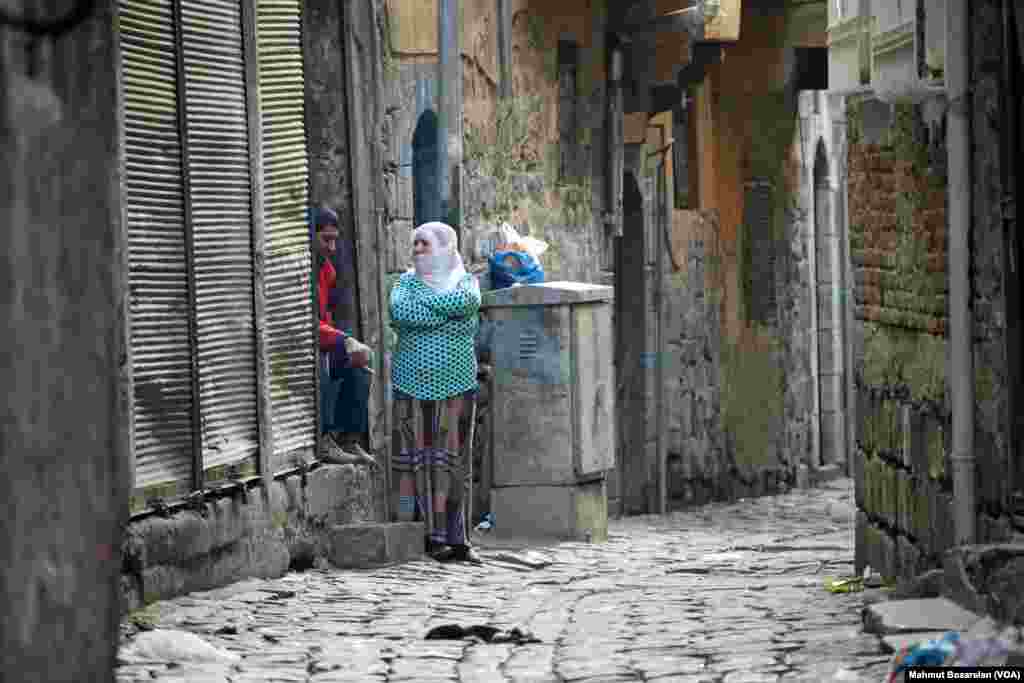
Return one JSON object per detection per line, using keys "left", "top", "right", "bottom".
{"left": 389, "top": 271, "right": 481, "bottom": 401}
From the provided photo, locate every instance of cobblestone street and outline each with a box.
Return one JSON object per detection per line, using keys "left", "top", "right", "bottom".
{"left": 118, "top": 480, "right": 894, "bottom": 683}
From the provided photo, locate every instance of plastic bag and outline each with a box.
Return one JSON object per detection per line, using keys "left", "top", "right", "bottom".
{"left": 498, "top": 223, "right": 548, "bottom": 260}
{"left": 489, "top": 250, "right": 545, "bottom": 290}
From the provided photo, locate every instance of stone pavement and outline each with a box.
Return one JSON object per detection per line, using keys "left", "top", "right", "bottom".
{"left": 118, "top": 479, "right": 897, "bottom": 683}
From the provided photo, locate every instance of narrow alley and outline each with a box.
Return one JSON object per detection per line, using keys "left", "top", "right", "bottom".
{"left": 116, "top": 480, "right": 893, "bottom": 683}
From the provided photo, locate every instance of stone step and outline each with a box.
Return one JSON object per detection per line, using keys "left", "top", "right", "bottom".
{"left": 863, "top": 598, "right": 983, "bottom": 636}
{"left": 327, "top": 521, "right": 425, "bottom": 569}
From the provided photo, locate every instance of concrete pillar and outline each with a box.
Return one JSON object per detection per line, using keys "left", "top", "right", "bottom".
{"left": 438, "top": 0, "right": 463, "bottom": 231}
{"left": 0, "top": 2, "right": 130, "bottom": 679}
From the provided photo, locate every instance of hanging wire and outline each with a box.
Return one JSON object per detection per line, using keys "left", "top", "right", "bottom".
{"left": 0, "top": 0, "right": 96, "bottom": 38}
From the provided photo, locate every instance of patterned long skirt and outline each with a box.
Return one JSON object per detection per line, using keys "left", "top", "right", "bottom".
{"left": 391, "top": 391, "right": 474, "bottom": 547}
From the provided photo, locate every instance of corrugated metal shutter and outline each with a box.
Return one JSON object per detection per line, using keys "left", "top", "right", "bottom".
{"left": 180, "top": 0, "right": 260, "bottom": 471}
{"left": 120, "top": 0, "right": 196, "bottom": 495}
{"left": 256, "top": 0, "right": 316, "bottom": 461}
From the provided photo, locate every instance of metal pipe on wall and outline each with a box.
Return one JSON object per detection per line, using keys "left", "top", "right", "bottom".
{"left": 948, "top": 0, "right": 975, "bottom": 545}
{"left": 1001, "top": 0, "right": 1022, "bottom": 500}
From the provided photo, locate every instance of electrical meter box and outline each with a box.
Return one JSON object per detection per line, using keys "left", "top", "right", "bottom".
{"left": 481, "top": 281, "right": 615, "bottom": 541}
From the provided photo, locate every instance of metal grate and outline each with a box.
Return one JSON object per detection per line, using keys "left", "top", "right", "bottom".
{"left": 256, "top": 0, "right": 316, "bottom": 461}
{"left": 180, "top": 0, "right": 260, "bottom": 470}
{"left": 519, "top": 330, "right": 539, "bottom": 361}
{"left": 120, "top": 0, "right": 196, "bottom": 493}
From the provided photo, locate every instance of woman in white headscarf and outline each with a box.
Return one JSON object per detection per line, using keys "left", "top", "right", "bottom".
{"left": 389, "top": 222, "right": 482, "bottom": 563}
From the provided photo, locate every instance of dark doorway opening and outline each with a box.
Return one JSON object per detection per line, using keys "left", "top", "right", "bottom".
{"left": 412, "top": 109, "right": 441, "bottom": 229}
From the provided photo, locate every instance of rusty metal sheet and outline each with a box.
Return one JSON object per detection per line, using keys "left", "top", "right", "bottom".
{"left": 120, "top": 0, "right": 196, "bottom": 494}
{"left": 181, "top": 0, "right": 260, "bottom": 470}
{"left": 257, "top": 0, "right": 316, "bottom": 462}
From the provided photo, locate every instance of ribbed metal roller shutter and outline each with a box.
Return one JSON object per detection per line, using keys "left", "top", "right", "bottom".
{"left": 120, "top": 0, "right": 196, "bottom": 497}
{"left": 180, "top": 0, "right": 260, "bottom": 471}
{"left": 256, "top": 0, "right": 316, "bottom": 461}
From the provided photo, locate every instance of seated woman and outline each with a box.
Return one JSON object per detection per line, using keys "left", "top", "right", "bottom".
{"left": 390, "top": 221, "right": 482, "bottom": 564}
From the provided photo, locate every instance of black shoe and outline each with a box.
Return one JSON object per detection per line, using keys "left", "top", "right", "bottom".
{"left": 427, "top": 541, "right": 457, "bottom": 562}
{"left": 453, "top": 544, "right": 483, "bottom": 565}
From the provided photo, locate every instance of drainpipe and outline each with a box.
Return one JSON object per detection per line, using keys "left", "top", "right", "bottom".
{"left": 1001, "top": 0, "right": 1021, "bottom": 503}
{"left": 948, "top": 0, "right": 975, "bottom": 545}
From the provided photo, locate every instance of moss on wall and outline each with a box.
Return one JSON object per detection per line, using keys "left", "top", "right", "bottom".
{"left": 720, "top": 323, "right": 784, "bottom": 468}
{"left": 862, "top": 323, "right": 946, "bottom": 405}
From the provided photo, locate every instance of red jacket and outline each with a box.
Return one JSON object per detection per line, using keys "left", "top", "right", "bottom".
{"left": 318, "top": 258, "right": 345, "bottom": 351}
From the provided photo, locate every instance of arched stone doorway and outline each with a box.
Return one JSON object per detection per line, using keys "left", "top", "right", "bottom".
{"left": 814, "top": 138, "right": 845, "bottom": 468}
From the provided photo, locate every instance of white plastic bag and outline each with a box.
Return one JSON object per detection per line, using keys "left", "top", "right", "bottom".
{"left": 498, "top": 223, "right": 548, "bottom": 260}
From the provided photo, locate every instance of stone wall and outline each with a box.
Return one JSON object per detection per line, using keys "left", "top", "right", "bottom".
{"left": 0, "top": 2, "right": 130, "bottom": 679}
{"left": 662, "top": 212, "right": 729, "bottom": 505}
{"left": 852, "top": 0, "right": 1024, "bottom": 581}
{"left": 778, "top": 135, "right": 817, "bottom": 484}
{"left": 969, "top": 0, "right": 1020, "bottom": 531}
{"left": 121, "top": 465, "right": 377, "bottom": 611}
{"left": 847, "top": 94, "right": 955, "bottom": 581}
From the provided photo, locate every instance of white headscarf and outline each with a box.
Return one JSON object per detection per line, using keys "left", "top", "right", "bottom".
{"left": 410, "top": 222, "right": 467, "bottom": 293}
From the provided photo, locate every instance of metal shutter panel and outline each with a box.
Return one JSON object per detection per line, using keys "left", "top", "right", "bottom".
{"left": 257, "top": 0, "right": 316, "bottom": 461}
{"left": 120, "top": 0, "right": 196, "bottom": 497}
{"left": 180, "top": 0, "right": 260, "bottom": 471}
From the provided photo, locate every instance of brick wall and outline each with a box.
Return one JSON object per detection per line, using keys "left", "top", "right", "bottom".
{"left": 851, "top": 29, "right": 1024, "bottom": 578}
{"left": 849, "top": 137, "right": 948, "bottom": 336}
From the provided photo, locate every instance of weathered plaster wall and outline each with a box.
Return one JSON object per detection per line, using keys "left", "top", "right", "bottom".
{"left": 684, "top": 6, "right": 799, "bottom": 490}
{"left": 0, "top": 3, "right": 129, "bottom": 679}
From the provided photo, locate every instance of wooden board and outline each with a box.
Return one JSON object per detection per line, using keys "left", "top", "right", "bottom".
{"left": 387, "top": 0, "right": 438, "bottom": 54}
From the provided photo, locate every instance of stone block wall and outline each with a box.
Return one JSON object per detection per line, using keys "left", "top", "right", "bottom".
{"left": 121, "top": 464, "right": 378, "bottom": 611}
{"left": 848, "top": 95, "right": 955, "bottom": 581}
{"left": 854, "top": 385, "right": 957, "bottom": 580}
{"left": 660, "top": 211, "right": 791, "bottom": 507}
{"left": 969, "top": 0, "right": 1022, "bottom": 528}
{"left": 849, "top": 5, "right": 1024, "bottom": 579}
{"left": 777, "top": 160, "right": 816, "bottom": 482}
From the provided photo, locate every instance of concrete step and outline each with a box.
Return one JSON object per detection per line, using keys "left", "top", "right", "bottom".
{"left": 327, "top": 521, "right": 425, "bottom": 569}
{"left": 863, "top": 597, "right": 983, "bottom": 635}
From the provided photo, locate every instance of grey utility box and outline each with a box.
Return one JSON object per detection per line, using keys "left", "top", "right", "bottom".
{"left": 481, "top": 281, "right": 615, "bottom": 541}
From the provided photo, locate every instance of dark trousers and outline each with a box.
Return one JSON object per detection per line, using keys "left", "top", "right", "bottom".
{"left": 320, "top": 366, "right": 371, "bottom": 435}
